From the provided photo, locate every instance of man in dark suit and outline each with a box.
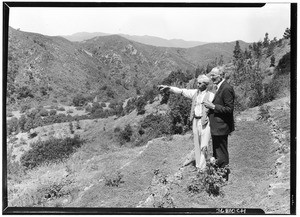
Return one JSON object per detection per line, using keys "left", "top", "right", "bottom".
{"left": 203, "top": 66, "right": 235, "bottom": 180}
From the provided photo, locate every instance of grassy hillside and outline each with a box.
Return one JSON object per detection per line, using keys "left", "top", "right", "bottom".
{"left": 6, "top": 94, "right": 290, "bottom": 213}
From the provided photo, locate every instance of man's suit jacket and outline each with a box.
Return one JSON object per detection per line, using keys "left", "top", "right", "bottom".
{"left": 208, "top": 80, "right": 235, "bottom": 136}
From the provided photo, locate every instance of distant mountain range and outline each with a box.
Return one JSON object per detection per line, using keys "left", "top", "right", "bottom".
{"left": 7, "top": 27, "right": 249, "bottom": 106}
{"left": 61, "top": 32, "right": 207, "bottom": 48}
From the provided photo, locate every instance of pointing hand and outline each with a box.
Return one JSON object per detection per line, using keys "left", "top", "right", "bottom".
{"left": 157, "top": 85, "right": 170, "bottom": 93}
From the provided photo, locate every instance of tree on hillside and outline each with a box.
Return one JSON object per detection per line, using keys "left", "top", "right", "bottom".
{"left": 263, "top": 33, "right": 270, "bottom": 48}
{"left": 266, "top": 40, "right": 276, "bottom": 57}
{"left": 252, "top": 41, "right": 263, "bottom": 60}
{"left": 195, "top": 66, "right": 203, "bottom": 78}
{"left": 233, "top": 41, "right": 246, "bottom": 85}
{"left": 248, "top": 66, "right": 264, "bottom": 107}
{"left": 244, "top": 48, "right": 252, "bottom": 59}
{"left": 276, "top": 52, "right": 290, "bottom": 74}
{"left": 206, "top": 63, "right": 214, "bottom": 74}
{"left": 218, "top": 55, "right": 224, "bottom": 66}
{"left": 161, "top": 69, "right": 190, "bottom": 86}
{"left": 233, "top": 41, "right": 243, "bottom": 60}
{"left": 168, "top": 93, "right": 192, "bottom": 134}
{"left": 270, "top": 55, "right": 275, "bottom": 67}
{"left": 283, "top": 28, "right": 291, "bottom": 39}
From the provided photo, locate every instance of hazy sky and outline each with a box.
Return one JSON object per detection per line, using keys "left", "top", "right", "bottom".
{"left": 9, "top": 3, "right": 291, "bottom": 43}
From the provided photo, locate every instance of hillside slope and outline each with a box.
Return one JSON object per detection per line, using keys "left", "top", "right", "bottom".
{"left": 7, "top": 96, "right": 290, "bottom": 213}
{"left": 7, "top": 27, "right": 249, "bottom": 108}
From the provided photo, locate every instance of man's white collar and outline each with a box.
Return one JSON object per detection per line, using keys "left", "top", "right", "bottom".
{"left": 217, "top": 79, "right": 226, "bottom": 91}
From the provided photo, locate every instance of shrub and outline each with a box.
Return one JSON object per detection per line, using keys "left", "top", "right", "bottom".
{"left": 7, "top": 112, "right": 13, "bottom": 117}
{"left": 18, "top": 115, "right": 27, "bottom": 132}
{"left": 100, "top": 102, "right": 106, "bottom": 107}
{"left": 114, "top": 127, "right": 121, "bottom": 133}
{"left": 141, "top": 114, "right": 172, "bottom": 136}
{"left": 23, "top": 117, "right": 35, "bottom": 132}
{"left": 67, "top": 109, "right": 74, "bottom": 114}
{"left": 49, "top": 109, "right": 57, "bottom": 116}
{"left": 39, "top": 108, "right": 49, "bottom": 117}
{"left": 143, "top": 88, "right": 158, "bottom": 104}
{"left": 168, "top": 93, "right": 192, "bottom": 134}
{"left": 257, "top": 105, "right": 271, "bottom": 121}
{"left": 20, "top": 104, "right": 31, "bottom": 113}
{"left": 85, "top": 105, "right": 92, "bottom": 113}
{"left": 37, "top": 177, "right": 74, "bottom": 202}
{"left": 91, "top": 102, "right": 101, "bottom": 113}
{"left": 17, "top": 86, "right": 34, "bottom": 99}
{"left": 104, "top": 171, "right": 124, "bottom": 187}
{"left": 7, "top": 117, "right": 19, "bottom": 135}
{"left": 133, "top": 114, "right": 173, "bottom": 146}
{"left": 161, "top": 69, "right": 190, "bottom": 86}
{"left": 262, "top": 79, "right": 280, "bottom": 103}
{"left": 28, "top": 131, "right": 38, "bottom": 139}
{"left": 118, "top": 124, "right": 133, "bottom": 145}
{"left": 69, "top": 122, "right": 74, "bottom": 134}
{"left": 109, "top": 100, "right": 118, "bottom": 109}
{"left": 73, "top": 94, "right": 87, "bottom": 106}
{"left": 136, "top": 97, "right": 147, "bottom": 115}
{"left": 276, "top": 52, "right": 290, "bottom": 74}
{"left": 202, "top": 161, "right": 229, "bottom": 196}
{"left": 90, "top": 108, "right": 104, "bottom": 119}
{"left": 124, "top": 97, "right": 137, "bottom": 115}
{"left": 57, "top": 107, "right": 65, "bottom": 111}
{"left": 20, "top": 135, "right": 84, "bottom": 169}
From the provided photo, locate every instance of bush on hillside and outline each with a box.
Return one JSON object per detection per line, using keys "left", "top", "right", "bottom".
{"left": 202, "top": 162, "right": 229, "bottom": 196}
{"left": 276, "top": 52, "right": 290, "bottom": 75}
{"left": 257, "top": 105, "right": 271, "bottom": 121}
{"left": 262, "top": 79, "right": 280, "bottom": 103}
{"left": 143, "top": 87, "right": 158, "bottom": 104}
{"left": 90, "top": 108, "right": 105, "bottom": 119}
{"left": 140, "top": 113, "right": 172, "bottom": 136}
{"left": 18, "top": 115, "right": 27, "bottom": 132}
{"left": 104, "top": 171, "right": 124, "bottom": 187}
{"left": 39, "top": 108, "right": 49, "bottom": 117}
{"left": 67, "top": 109, "right": 74, "bottom": 114}
{"left": 133, "top": 113, "right": 173, "bottom": 147}
{"left": 7, "top": 117, "right": 19, "bottom": 135}
{"left": 168, "top": 93, "right": 192, "bottom": 134}
{"left": 91, "top": 102, "right": 101, "bottom": 112}
{"left": 124, "top": 97, "right": 137, "bottom": 115}
{"left": 49, "top": 109, "right": 57, "bottom": 116}
{"left": 162, "top": 69, "right": 190, "bottom": 86}
{"left": 73, "top": 94, "right": 87, "bottom": 106}
{"left": 117, "top": 124, "right": 133, "bottom": 145}
{"left": 20, "top": 104, "right": 31, "bottom": 113}
{"left": 136, "top": 97, "right": 147, "bottom": 115}
{"left": 20, "top": 135, "right": 84, "bottom": 169}
{"left": 17, "top": 86, "right": 34, "bottom": 99}
{"left": 57, "top": 107, "right": 66, "bottom": 111}
{"left": 85, "top": 105, "right": 92, "bottom": 113}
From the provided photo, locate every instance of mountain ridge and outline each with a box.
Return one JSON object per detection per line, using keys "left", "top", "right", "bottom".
{"left": 61, "top": 31, "right": 208, "bottom": 48}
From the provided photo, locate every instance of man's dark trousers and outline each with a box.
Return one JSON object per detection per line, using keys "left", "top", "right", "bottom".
{"left": 208, "top": 80, "right": 235, "bottom": 180}
{"left": 212, "top": 135, "right": 229, "bottom": 168}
